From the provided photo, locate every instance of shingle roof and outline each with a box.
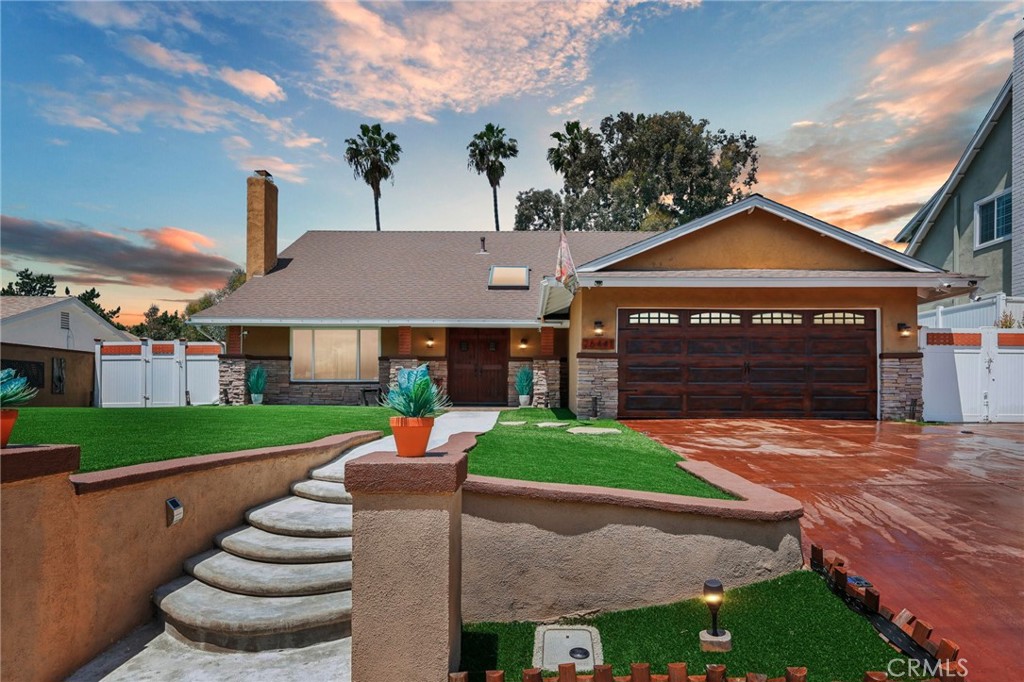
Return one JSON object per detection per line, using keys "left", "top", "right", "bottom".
{"left": 0, "top": 295, "right": 69, "bottom": 319}
{"left": 193, "top": 231, "right": 650, "bottom": 323}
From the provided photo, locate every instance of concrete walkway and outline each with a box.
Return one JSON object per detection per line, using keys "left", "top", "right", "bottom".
{"left": 630, "top": 419, "right": 1024, "bottom": 682}
{"left": 70, "top": 411, "right": 500, "bottom": 682}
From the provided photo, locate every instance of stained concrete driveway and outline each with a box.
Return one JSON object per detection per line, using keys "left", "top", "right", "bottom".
{"left": 627, "top": 419, "right": 1024, "bottom": 682}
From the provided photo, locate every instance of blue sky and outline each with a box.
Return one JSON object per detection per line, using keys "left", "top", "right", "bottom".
{"left": 1, "top": 1, "right": 1017, "bottom": 323}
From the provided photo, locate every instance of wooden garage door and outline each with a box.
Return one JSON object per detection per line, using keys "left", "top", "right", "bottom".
{"left": 618, "top": 309, "right": 877, "bottom": 419}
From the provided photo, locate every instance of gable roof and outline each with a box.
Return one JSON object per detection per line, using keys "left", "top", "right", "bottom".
{"left": 897, "top": 76, "right": 1012, "bottom": 254}
{"left": 1, "top": 295, "right": 135, "bottom": 340}
{"left": 0, "top": 295, "right": 69, "bottom": 319}
{"left": 578, "top": 194, "right": 943, "bottom": 274}
{"left": 192, "top": 231, "right": 649, "bottom": 326}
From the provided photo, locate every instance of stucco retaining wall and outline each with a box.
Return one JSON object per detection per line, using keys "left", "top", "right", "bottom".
{"left": 0, "top": 431, "right": 379, "bottom": 682}
{"left": 461, "top": 463, "right": 803, "bottom": 622}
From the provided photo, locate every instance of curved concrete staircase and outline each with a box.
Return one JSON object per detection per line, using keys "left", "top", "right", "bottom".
{"left": 154, "top": 469, "right": 355, "bottom": 652}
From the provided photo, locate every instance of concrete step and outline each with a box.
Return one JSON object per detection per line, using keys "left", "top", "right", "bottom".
{"left": 155, "top": 576, "right": 351, "bottom": 651}
{"left": 309, "top": 463, "right": 345, "bottom": 484}
{"left": 292, "top": 479, "right": 352, "bottom": 504}
{"left": 186, "top": 549, "right": 352, "bottom": 597}
{"left": 217, "top": 526, "right": 352, "bottom": 564}
{"left": 246, "top": 496, "right": 352, "bottom": 538}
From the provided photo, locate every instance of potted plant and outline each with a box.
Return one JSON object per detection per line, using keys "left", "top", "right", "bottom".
{"left": 381, "top": 364, "right": 451, "bottom": 457}
{"left": 1, "top": 368, "right": 39, "bottom": 448}
{"left": 247, "top": 365, "right": 267, "bottom": 405}
{"left": 515, "top": 366, "right": 533, "bottom": 407}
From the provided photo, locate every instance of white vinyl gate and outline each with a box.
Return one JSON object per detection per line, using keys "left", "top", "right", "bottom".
{"left": 95, "top": 340, "right": 222, "bottom": 407}
{"left": 921, "top": 328, "right": 1024, "bottom": 423}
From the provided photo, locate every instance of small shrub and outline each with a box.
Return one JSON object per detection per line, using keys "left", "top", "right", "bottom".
{"left": 0, "top": 368, "right": 38, "bottom": 408}
{"left": 381, "top": 364, "right": 451, "bottom": 418}
{"left": 995, "top": 311, "right": 1023, "bottom": 329}
{"left": 515, "top": 366, "right": 533, "bottom": 396}
{"left": 246, "top": 365, "right": 267, "bottom": 394}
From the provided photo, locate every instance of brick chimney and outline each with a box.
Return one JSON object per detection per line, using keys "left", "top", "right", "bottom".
{"left": 247, "top": 170, "right": 278, "bottom": 279}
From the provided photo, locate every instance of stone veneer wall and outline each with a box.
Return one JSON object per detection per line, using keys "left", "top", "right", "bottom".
{"left": 220, "top": 356, "right": 376, "bottom": 406}
{"left": 219, "top": 356, "right": 248, "bottom": 405}
{"left": 507, "top": 359, "right": 532, "bottom": 407}
{"left": 576, "top": 355, "right": 618, "bottom": 419}
{"left": 531, "top": 359, "right": 564, "bottom": 409}
{"left": 879, "top": 356, "right": 923, "bottom": 421}
{"left": 383, "top": 358, "right": 448, "bottom": 392}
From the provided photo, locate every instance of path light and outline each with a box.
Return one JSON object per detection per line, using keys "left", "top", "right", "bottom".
{"left": 700, "top": 579, "right": 732, "bottom": 652}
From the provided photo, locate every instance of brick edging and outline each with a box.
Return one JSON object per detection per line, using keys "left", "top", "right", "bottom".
{"left": 69, "top": 431, "right": 382, "bottom": 494}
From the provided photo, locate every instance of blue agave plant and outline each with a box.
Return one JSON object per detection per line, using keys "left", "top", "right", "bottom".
{"left": 381, "top": 364, "right": 451, "bottom": 418}
{"left": 0, "top": 368, "right": 38, "bottom": 408}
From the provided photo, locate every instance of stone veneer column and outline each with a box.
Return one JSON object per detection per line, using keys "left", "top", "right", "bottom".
{"left": 218, "top": 356, "right": 248, "bottom": 405}
{"left": 576, "top": 354, "right": 618, "bottom": 419}
{"left": 879, "top": 354, "right": 924, "bottom": 421}
{"left": 507, "top": 359, "right": 532, "bottom": 407}
{"left": 1012, "top": 27, "right": 1023, "bottom": 296}
{"left": 531, "top": 358, "right": 563, "bottom": 409}
{"left": 345, "top": 447, "right": 466, "bottom": 681}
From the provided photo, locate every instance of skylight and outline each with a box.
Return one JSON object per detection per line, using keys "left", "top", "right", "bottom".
{"left": 488, "top": 266, "right": 530, "bottom": 290}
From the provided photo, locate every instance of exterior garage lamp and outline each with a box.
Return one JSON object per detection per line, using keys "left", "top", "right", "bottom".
{"left": 519, "top": 337, "right": 528, "bottom": 349}
{"left": 426, "top": 337, "right": 435, "bottom": 348}
{"left": 897, "top": 323, "right": 912, "bottom": 338}
{"left": 594, "top": 320, "right": 604, "bottom": 336}
{"left": 700, "top": 579, "right": 732, "bottom": 652}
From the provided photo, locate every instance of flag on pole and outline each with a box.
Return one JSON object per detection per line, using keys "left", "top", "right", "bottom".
{"left": 555, "top": 227, "right": 578, "bottom": 295}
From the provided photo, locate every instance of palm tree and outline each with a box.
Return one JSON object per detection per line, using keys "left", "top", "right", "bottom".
{"left": 467, "top": 123, "right": 519, "bottom": 232}
{"left": 546, "top": 120, "right": 602, "bottom": 196}
{"left": 344, "top": 123, "right": 402, "bottom": 231}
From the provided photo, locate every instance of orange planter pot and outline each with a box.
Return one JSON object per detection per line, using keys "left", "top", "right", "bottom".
{"left": 391, "top": 416, "right": 434, "bottom": 457}
{"left": 1, "top": 409, "right": 19, "bottom": 448}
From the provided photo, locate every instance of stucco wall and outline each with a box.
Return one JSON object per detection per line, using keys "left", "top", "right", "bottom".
{"left": 0, "top": 433, "right": 377, "bottom": 682}
{"left": 0, "top": 342, "right": 94, "bottom": 407}
{"left": 916, "top": 113, "right": 1012, "bottom": 308}
{"left": 613, "top": 211, "right": 903, "bottom": 272}
{"left": 462, "top": 483, "right": 803, "bottom": 622}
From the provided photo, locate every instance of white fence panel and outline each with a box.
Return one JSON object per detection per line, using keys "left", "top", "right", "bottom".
{"left": 920, "top": 293, "right": 1024, "bottom": 328}
{"left": 922, "top": 329, "right": 1024, "bottom": 423}
{"left": 96, "top": 340, "right": 221, "bottom": 407}
{"left": 185, "top": 355, "right": 221, "bottom": 405}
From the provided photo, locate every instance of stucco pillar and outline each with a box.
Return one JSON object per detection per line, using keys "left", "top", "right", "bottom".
{"left": 345, "top": 448, "right": 466, "bottom": 680}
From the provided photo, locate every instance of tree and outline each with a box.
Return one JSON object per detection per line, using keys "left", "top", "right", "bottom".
{"left": 514, "top": 189, "right": 563, "bottom": 231}
{"left": 129, "top": 305, "right": 190, "bottom": 340}
{"left": 77, "top": 288, "right": 123, "bottom": 326}
{"left": 183, "top": 267, "right": 246, "bottom": 342}
{"left": 531, "top": 111, "right": 759, "bottom": 231}
{"left": 0, "top": 269, "right": 56, "bottom": 296}
{"left": 467, "top": 123, "right": 519, "bottom": 231}
{"left": 344, "top": 123, "right": 402, "bottom": 231}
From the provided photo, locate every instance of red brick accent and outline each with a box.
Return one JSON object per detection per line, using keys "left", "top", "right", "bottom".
{"left": 186, "top": 344, "right": 221, "bottom": 355}
{"left": 101, "top": 345, "right": 142, "bottom": 355}
{"left": 397, "top": 326, "right": 412, "bottom": 356}
{"left": 926, "top": 332, "right": 981, "bottom": 346}
{"left": 151, "top": 343, "right": 175, "bottom": 355}
{"left": 997, "top": 332, "right": 1024, "bottom": 347}
{"left": 227, "top": 326, "right": 242, "bottom": 355}
{"left": 540, "top": 327, "right": 555, "bottom": 357}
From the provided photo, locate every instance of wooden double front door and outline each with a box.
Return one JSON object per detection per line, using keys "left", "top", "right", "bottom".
{"left": 618, "top": 308, "right": 878, "bottom": 419}
{"left": 447, "top": 328, "right": 509, "bottom": 406}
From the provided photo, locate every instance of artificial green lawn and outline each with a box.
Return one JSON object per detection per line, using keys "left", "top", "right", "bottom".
{"left": 10, "top": 406, "right": 393, "bottom": 472}
{"left": 467, "top": 408, "right": 731, "bottom": 499}
{"left": 462, "top": 571, "right": 916, "bottom": 682}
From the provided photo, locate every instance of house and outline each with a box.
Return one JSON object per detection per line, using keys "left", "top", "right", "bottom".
{"left": 0, "top": 296, "right": 135, "bottom": 406}
{"left": 895, "top": 28, "right": 1023, "bottom": 325}
{"left": 193, "top": 172, "right": 975, "bottom": 421}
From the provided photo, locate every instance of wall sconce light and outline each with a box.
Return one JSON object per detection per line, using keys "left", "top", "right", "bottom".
{"left": 897, "top": 323, "right": 912, "bottom": 338}
{"left": 519, "top": 338, "right": 528, "bottom": 349}
{"left": 700, "top": 578, "right": 732, "bottom": 651}
{"left": 594, "top": 320, "right": 604, "bottom": 336}
{"left": 426, "top": 337, "right": 435, "bottom": 348}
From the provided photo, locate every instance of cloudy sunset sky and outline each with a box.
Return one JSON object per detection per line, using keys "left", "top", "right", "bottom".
{"left": 1, "top": 1, "right": 1018, "bottom": 325}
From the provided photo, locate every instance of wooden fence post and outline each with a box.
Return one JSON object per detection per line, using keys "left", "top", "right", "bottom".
{"left": 667, "top": 662, "right": 688, "bottom": 682}
{"left": 706, "top": 664, "right": 726, "bottom": 682}
{"left": 522, "top": 669, "right": 543, "bottom": 682}
{"left": 630, "top": 662, "right": 651, "bottom": 682}
{"left": 558, "top": 662, "right": 577, "bottom": 682}
{"left": 592, "top": 664, "right": 613, "bottom": 682}
{"left": 785, "top": 666, "right": 807, "bottom": 682}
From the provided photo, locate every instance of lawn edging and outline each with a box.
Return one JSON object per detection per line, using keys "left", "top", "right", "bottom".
{"left": 0, "top": 430, "right": 380, "bottom": 682}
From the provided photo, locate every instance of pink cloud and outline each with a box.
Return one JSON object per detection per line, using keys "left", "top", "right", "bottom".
{"left": 218, "top": 67, "right": 287, "bottom": 102}
{"left": 121, "top": 36, "right": 208, "bottom": 76}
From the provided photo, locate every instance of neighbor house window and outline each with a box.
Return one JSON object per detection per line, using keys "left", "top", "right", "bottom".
{"left": 291, "top": 329, "right": 379, "bottom": 381}
{"left": 975, "top": 189, "right": 1011, "bottom": 248}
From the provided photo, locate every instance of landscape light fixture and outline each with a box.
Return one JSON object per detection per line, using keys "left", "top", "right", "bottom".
{"left": 897, "top": 323, "right": 912, "bottom": 338}
{"left": 594, "top": 321, "right": 604, "bottom": 336}
{"left": 519, "top": 338, "right": 528, "bottom": 349}
{"left": 703, "top": 579, "right": 724, "bottom": 637}
{"left": 426, "top": 337, "right": 435, "bottom": 348}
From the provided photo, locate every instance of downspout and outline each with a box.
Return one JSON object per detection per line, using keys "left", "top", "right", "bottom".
{"left": 952, "top": 194, "right": 960, "bottom": 306}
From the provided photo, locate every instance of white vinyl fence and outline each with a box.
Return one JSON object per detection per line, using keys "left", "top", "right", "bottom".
{"left": 921, "top": 328, "right": 1024, "bottom": 423}
{"left": 919, "top": 293, "right": 1024, "bottom": 328}
{"left": 95, "top": 339, "right": 222, "bottom": 408}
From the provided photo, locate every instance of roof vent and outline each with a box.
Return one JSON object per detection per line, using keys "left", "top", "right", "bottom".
{"left": 477, "top": 236, "right": 488, "bottom": 254}
{"left": 60, "top": 311, "right": 70, "bottom": 329}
